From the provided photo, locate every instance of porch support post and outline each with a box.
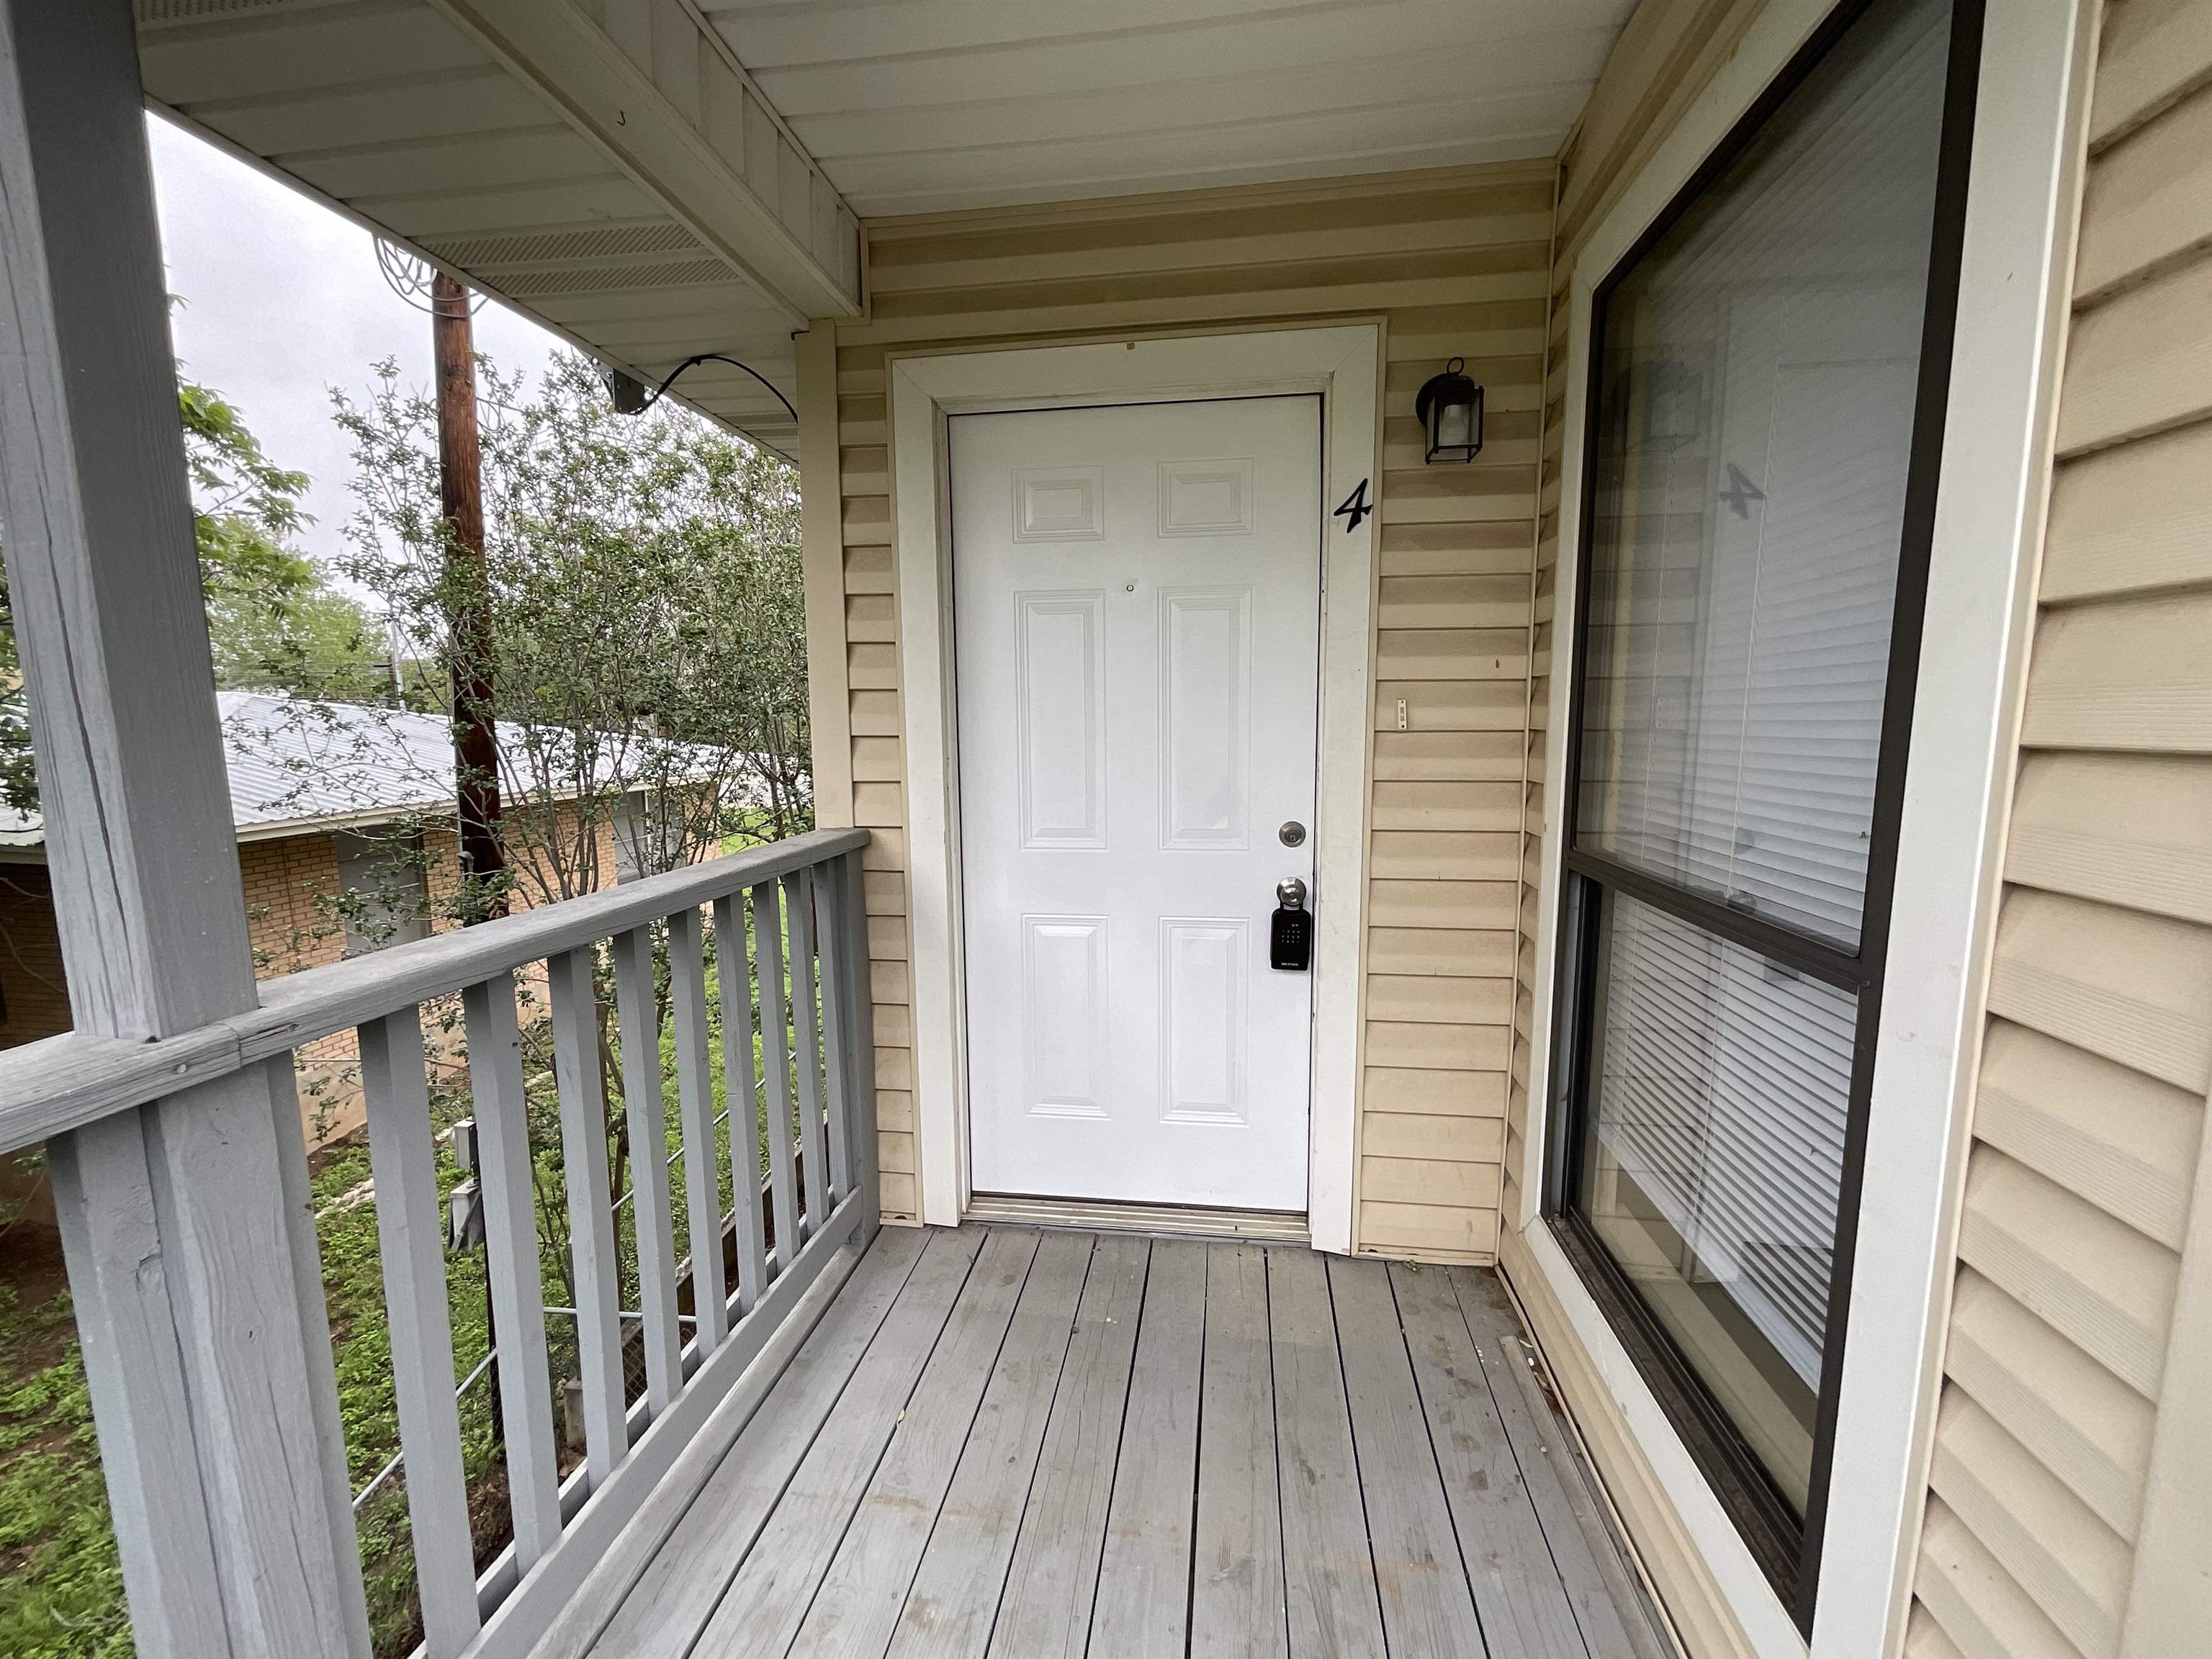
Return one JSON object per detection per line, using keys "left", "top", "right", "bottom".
{"left": 837, "top": 847, "right": 881, "bottom": 1233}
{"left": 796, "top": 322, "right": 853, "bottom": 829}
{"left": 0, "top": 5, "right": 367, "bottom": 1655}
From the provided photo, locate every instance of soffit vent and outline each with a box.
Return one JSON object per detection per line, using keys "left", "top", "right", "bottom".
{"left": 495, "top": 257, "right": 736, "bottom": 298}
{"left": 420, "top": 222, "right": 706, "bottom": 271}
{"left": 137, "top": 0, "right": 305, "bottom": 20}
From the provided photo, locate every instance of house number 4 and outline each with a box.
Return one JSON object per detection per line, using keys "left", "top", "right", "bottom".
{"left": 1333, "top": 478, "right": 1373, "bottom": 532}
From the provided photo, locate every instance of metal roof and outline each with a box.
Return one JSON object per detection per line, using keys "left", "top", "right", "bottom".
{"left": 212, "top": 691, "right": 481, "bottom": 835}
{"left": 1, "top": 692, "right": 696, "bottom": 850}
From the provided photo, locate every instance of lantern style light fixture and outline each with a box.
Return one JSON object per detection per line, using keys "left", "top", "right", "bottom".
{"left": 1415, "top": 356, "right": 1483, "bottom": 464}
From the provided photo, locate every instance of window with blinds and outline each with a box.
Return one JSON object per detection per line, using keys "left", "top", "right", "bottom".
{"left": 1550, "top": 0, "right": 1972, "bottom": 1625}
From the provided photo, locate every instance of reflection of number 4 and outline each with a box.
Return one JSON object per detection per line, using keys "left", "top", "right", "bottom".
{"left": 1720, "top": 462, "right": 1766, "bottom": 518}
{"left": 1333, "top": 478, "right": 1373, "bottom": 532}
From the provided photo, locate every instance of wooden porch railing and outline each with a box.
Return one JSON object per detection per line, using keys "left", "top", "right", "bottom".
{"left": 0, "top": 829, "right": 879, "bottom": 1659}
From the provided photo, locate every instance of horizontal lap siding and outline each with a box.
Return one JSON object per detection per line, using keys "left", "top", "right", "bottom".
{"left": 822, "top": 163, "right": 1557, "bottom": 1248}
{"left": 1910, "top": 4, "right": 2212, "bottom": 1655}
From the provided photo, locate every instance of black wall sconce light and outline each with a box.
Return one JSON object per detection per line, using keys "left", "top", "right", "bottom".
{"left": 1416, "top": 356, "right": 1483, "bottom": 464}
{"left": 598, "top": 362, "right": 650, "bottom": 414}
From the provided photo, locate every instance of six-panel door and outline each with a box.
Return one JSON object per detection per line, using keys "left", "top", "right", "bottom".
{"left": 953, "top": 396, "right": 1324, "bottom": 1210}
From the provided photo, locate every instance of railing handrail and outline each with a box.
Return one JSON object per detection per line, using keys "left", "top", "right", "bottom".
{"left": 0, "top": 825, "right": 868, "bottom": 1155}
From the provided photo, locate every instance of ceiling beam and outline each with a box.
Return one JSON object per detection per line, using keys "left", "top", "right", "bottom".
{"left": 426, "top": 0, "right": 863, "bottom": 323}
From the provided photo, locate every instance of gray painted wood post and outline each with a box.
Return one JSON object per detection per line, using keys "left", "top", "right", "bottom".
{"left": 713, "top": 893, "right": 770, "bottom": 1313}
{"left": 839, "top": 849, "right": 881, "bottom": 1235}
{"left": 755, "top": 882, "right": 803, "bottom": 1257}
{"left": 786, "top": 866, "right": 830, "bottom": 1230}
{"left": 0, "top": 5, "right": 369, "bottom": 1655}
{"left": 548, "top": 947, "right": 628, "bottom": 1487}
{"left": 361, "top": 1011, "right": 481, "bottom": 1658}
{"left": 817, "top": 862, "right": 856, "bottom": 1203}
{"left": 667, "top": 905, "right": 729, "bottom": 1349}
{"left": 463, "top": 973, "right": 563, "bottom": 1570}
{"left": 40, "top": 1123, "right": 230, "bottom": 1659}
{"left": 613, "top": 925, "right": 684, "bottom": 1413}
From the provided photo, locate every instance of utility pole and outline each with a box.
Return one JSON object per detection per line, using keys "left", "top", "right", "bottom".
{"left": 432, "top": 269, "right": 505, "bottom": 924}
{"left": 431, "top": 269, "right": 505, "bottom": 1447}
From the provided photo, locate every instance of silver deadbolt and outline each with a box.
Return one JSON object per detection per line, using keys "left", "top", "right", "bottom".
{"left": 1278, "top": 819, "right": 1307, "bottom": 848}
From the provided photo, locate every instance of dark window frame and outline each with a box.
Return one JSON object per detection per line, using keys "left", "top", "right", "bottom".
{"left": 1542, "top": 0, "right": 1985, "bottom": 1630}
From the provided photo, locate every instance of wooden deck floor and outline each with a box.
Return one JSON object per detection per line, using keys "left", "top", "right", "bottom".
{"left": 566, "top": 1225, "right": 1676, "bottom": 1659}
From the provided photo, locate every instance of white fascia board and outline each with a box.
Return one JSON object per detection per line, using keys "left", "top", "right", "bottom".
{"left": 426, "top": 0, "right": 862, "bottom": 323}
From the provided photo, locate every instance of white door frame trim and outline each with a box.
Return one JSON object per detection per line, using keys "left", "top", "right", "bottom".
{"left": 889, "top": 323, "right": 1383, "bottom": 1251}
{"left": 1515, "top": 1, "right": 2090, "bottom": 1655}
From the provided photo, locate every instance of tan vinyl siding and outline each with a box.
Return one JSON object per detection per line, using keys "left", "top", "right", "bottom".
{"left": 1907, "top": 3, "right": 2212, "bottom": 1655}
{"left": 810, "top": 161, "right": 1555, "bottom": 1246}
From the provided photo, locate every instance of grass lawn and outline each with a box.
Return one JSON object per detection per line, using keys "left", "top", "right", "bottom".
{"left": 0, "top": 1131, "right": 505, "bottom": 1658}
{"left": 0, "top": 1220, "right": 128, "bottom": 1657}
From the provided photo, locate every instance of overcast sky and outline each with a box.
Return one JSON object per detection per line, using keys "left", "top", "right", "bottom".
{"left": 147, "top": 112, "right": 566, "bottom": 572}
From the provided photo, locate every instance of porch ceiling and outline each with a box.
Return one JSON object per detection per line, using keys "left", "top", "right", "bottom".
{"left": 131, "top": 0, "right": 1631, "bottom": 462}
{"left": 132, "top": 0, "right": 874, "bottom": 462}
{"left": 698, "top": 0, "right": 1637, "bottom": 216}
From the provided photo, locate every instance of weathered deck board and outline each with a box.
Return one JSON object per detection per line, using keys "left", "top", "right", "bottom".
{"left": 1452, "top": 1267, "right": 1678, "bottom": 1659}
{"left": 986, "top": 1235, "right": 1151, "bottom": 1659}
{"left": 688, "top": 1227, "right": 991, "bottom": 1659}
{"left": 1088, "top": 1237, "right": 1208, "bottom": 1656}
{"left": 1393, "top": 1260, "right": 1586, "bottom": 1659}
{"left": 1192, "top": 1241, "right": 1290, "bottom": 1658}
{"left": 590, "top": 1226, "right": 940, "bottom": 1659}
{"left": 1268, "top": 1247, "right": 1388, "bottom": 1659}
{"left": 1330, "top": 1255, "right": 1491, "bottom": 1657}
{"left": 883, "top": 1233, "right": 1094, "bottom": 1658}
{"left": 781, "top": 1228, "right": 1044, "bottom": 1659}
{"left": 580, "top": 1227, "right": 1667, "bottom": 1659}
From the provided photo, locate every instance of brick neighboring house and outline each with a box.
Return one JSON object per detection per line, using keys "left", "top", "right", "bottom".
{"left": 1, "top": 691, "right": 701, "bottom": 1197}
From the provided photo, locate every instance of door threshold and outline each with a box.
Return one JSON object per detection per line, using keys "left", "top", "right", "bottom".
{"left": 966, "top": 1192, "right": 1309, "bottom": 1244}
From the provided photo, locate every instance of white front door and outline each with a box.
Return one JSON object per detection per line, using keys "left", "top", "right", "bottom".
{"left": 953, "top": 396, "right": 1323, "bottom": 1212}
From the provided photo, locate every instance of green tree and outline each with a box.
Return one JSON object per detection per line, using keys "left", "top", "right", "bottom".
{"left": 0, "top": 375, "right": 385, "bottom": 815}
{"left": 319, "top": 347, "right": 811, "bottom": 914}
{"left": 280, "top": 343, "right": 811, "bottom": 1277}
{"left": 180, "top": 379, "right": 387, "bottom": 703}
{"left": 302, "top": 356, "right": 815, "bottom": 1654}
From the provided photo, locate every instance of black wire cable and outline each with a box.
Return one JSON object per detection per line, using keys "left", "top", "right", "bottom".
{"left": 633, "top": 352, "right": 799, "bottom": 423}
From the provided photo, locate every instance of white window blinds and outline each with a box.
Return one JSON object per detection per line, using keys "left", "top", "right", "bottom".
{"left": 1575, "top": 9, "right": 1948, "bottom": 949}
